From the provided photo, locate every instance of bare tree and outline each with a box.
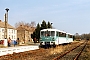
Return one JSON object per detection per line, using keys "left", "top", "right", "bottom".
{"left": 30, "top": 21, "right": 36, "bottom": 27}
{"left": 15, "top": 21, "right": 36, "bottom": 28}
{"left": 15, "top": 21, "right": 25, "bottom": 28}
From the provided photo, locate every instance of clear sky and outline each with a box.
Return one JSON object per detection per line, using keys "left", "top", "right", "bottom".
{"left": 0, "top": 0, "right": 90, "bottom": 35}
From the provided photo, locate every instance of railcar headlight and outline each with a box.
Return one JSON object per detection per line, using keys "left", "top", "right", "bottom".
{"left": 52, "top": 37, "right": 55, "bottom": 41}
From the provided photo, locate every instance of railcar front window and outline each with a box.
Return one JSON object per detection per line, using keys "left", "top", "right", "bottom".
{"left": 41, "top": 31, "right": 44, "bottom": 36}
{"left": 51, "top": 31, "right": 55, "bottom": 36}
{"left": 45, "top": 31, "right": 50, "bottom": 36}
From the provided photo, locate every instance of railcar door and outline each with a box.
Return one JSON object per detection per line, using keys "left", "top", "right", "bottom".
{"left": 66, "top": 34, "right": 69, "bottom": 43}
{"left": 56, "top": 31, "right": 59, "bottom": 45}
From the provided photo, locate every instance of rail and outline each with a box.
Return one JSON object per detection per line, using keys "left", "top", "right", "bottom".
{"left": 53, "top": 40, "right": 87, "bottom": 60}
{"left": 74, "top": 40, "right": 87, "bottom": 60}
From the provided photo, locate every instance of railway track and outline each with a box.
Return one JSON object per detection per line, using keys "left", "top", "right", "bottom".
{"left": 53, "top": 40, "right": 88, "bottom": 60}
{"left": 0, "top": 40, "right": 86, "bottom": 60}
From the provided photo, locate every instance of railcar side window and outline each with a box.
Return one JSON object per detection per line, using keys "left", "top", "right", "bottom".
{"left": 51, "top": 31, "right": 55, "bottom": 36}
{"left": 56, "top": 31, "right": 59, "bottom": 36}
{"left": 59, "top": 32, "right": 62, "bottom": 37}
{"left": 70, "top": 35, "right": 73, "bottom": 38}
{"left": 60, "top": 33, "right": 66, "bottom": 37}
{"left": 68, "top": 35, "right": 72, "bottom": 38}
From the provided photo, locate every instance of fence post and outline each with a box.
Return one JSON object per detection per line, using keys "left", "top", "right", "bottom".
{"left": 4, "top": 39, "right": 8, "bottom": 46}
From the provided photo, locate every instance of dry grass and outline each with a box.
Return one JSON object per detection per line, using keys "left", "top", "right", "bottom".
{"left": 49, "top": 46, "right": 63, "bottom": 55}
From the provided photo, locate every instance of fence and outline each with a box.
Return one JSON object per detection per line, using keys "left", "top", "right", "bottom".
{"left": 0, "top": 45, "right": 39, "bottom": 56}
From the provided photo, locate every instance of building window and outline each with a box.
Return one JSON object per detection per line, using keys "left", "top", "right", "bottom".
{"left": 2, "top": 29, "right": 4, "bottom": 33}
{"left": 12, "top": 30, "right": 13, "bottom": 34}
{"left": 12, "top": 35, "right": 13, "bottom": 39}
{"left": 9, "top": 35, "right": 10, "bottom": 37}
{"left": 14, "top": 36, "right": 15, "bottom": 39}
{"left": 2, "top": 35, "right": 4, "bottom": 39}
{"left": 14, "top": 30, "right": 15, "bottom": 34}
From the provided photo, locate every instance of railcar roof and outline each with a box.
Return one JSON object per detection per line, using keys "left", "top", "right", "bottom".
{"left": 66, "top": 33, "right": 73, "bottom": 35}
{"left": 40, "top": 29, "right": 73, "bottom": 35}
{"left": 40, "top": 29, "right": 74, "bottom": 35}
{"left": 40, "top": 28, "right": 65, "bottom": 33}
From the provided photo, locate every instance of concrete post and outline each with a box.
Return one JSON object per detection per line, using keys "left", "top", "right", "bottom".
{"left": 4, "top": 39, "right": 8, "bottom": 46}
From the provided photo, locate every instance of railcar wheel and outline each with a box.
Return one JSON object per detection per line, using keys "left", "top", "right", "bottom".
{"left": 53, "top": 44, "right": 56, "bottom": 48}
{"left": 44, "top": 45, "right": 48, "bottom": 49}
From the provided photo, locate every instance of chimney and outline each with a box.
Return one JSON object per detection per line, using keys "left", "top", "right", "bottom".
{"left": 20, "top": 25, "right": 22, "bottom": 26}
{"left": 0, "top": 20, "right": 1, "bottom": 22}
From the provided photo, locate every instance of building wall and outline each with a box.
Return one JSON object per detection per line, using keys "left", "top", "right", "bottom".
{"left": 25, "top": 31, "right": 33, "bottom": 43}
{"left": 7, "top": 29, "right": 17, "bottom": 40}
{"left": 0, "top": 28, "right": 4, "bottom": 39}
{"left": 17, "top": 30, "right": 25, "bottom": 43}
{"left": 0, "top": 28, "right": 17, "bottom": 40}
{"left": 17, "top": 30, "right": 33, "bottom": 44}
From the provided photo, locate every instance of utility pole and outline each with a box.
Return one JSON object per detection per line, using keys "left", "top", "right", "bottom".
{"left": 5, "top": 8, "right": 9, "bottom": 39}
{"left": 4, "top": 8, "right": 9, "bottom": 46}
{"left": 4, "top": 13, "right": 7, "bottom": 39}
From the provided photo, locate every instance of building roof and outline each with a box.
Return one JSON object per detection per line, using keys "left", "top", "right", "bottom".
{"left": 0, "top": 20, "right": 15, "bottom": 29}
